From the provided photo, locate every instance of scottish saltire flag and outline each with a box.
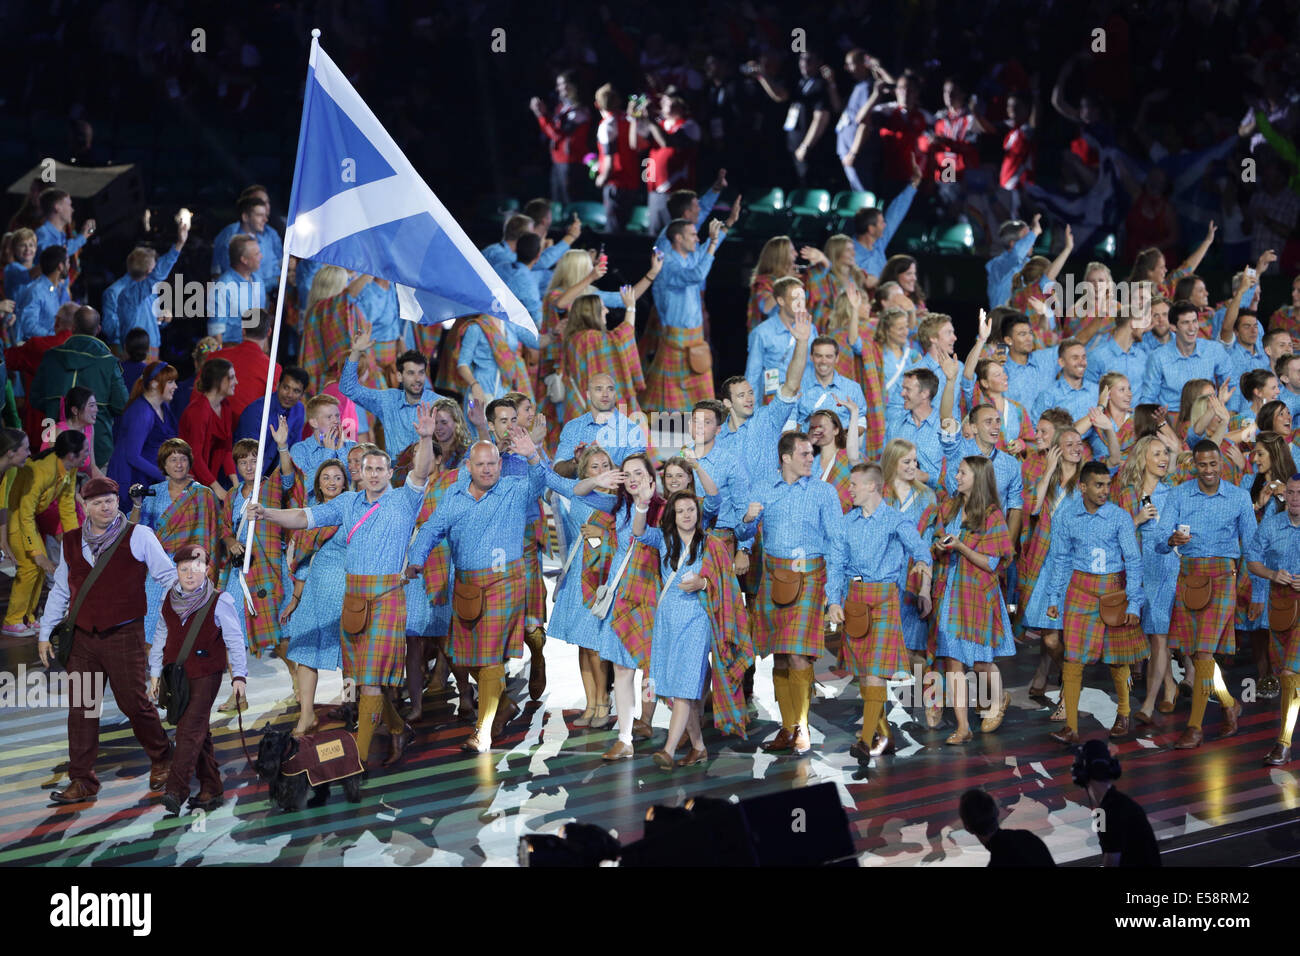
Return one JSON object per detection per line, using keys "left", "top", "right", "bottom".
{"left": 285, "top": 35, "right": 533, "bottom": 333}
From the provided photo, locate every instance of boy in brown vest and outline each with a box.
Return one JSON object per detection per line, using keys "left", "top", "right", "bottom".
{"left": 148, "top": 544, "right": 248, "bottom": 814}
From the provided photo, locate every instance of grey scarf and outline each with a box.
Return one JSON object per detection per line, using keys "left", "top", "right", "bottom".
{"left": 83, "top": 513, "right": 127, "bottom": 562}
{"left": 169, "top": 577, "right": 213, "bottom": 624}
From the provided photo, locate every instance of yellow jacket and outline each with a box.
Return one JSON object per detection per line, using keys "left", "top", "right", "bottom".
{"left": 7, "top": 454, "right": 78, "bottom": 557}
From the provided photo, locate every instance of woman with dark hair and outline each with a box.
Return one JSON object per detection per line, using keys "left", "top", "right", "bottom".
{"left": 1257, "top": 400, "right": 1292, "bottom": 441}
{"left": 178, "top": 357, "right": 238, "bottom": 499}
{"left": 2, "top": 429, "right": 85, "bottom": 636}
{"left": 40, "top": 385, "right": 103, "bottom": 478}
{"left": 930, "top": 455, "right": 1016, "bottom": 744}
{"left": 1241, "top": 432, "right": 1295, "bottom": 698}
{"left": 633, "top": 490, "right": 752, "bottom": 769}
{"left": 808, "top": 406, "right": 861, "bottom": 512}
{"left": 106, "top": 361, "right": 179, "bottom": 510}
{"left": 878, "top": 254, "right": 926, "bottom": 313}
{"left": 586, "top": 452, "right": 665, "bottom": 758}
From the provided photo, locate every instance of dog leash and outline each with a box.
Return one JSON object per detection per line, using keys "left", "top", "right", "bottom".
{"left": 235, "top": 695, "right": 254, "bottom": 769}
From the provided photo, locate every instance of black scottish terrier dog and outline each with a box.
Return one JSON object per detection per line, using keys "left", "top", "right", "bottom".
{"left": 255, "top": 729, "right": 363, "bottom": 810}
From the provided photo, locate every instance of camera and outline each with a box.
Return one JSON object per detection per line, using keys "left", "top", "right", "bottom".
{"left": 129, "top": 483, "right": 156, "bottom": 499}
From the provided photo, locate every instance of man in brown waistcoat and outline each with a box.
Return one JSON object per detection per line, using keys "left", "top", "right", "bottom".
{"left": 37, "top": 477, "right": 179, "bottom": 804}
{"left": 148, "top": 544, "right": 248, "bottom": 814}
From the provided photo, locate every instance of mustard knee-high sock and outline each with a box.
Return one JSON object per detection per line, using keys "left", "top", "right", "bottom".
{"left": 1280, "top": 674, "right": 1300, "bottom": 747}
{"left": 1062, "top": 661, "right": 1084, "bottom": 732}
{"left": 1211, "top": 661, "right": 1237, "bottom": 709}
{"left": 1110, "top": 664, "right": 1131, "bottom": 717}
{"left": 355, "top": 695, "right": 384, "bottom": 763}
{"left": 381, "top": 694, "right": 404, "bottom": 733}
{"left": 860, "top": 685, "right": 888, "bottom": 744}
{"left": 1189, "top": 658, "right": 1215, "bottom": 729}
{"left": 772, "top": 666, "right": 792, "bottom": 732}
{"left": 789, "top": 667, "right": 814, "bottom": 729}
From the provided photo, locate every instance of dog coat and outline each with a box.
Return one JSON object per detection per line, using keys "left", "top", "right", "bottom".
{"left": 279, "top": 728, "right": 365, "bottom": 787}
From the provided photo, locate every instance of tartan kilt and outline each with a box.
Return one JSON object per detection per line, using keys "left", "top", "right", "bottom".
{"left": 1281, "top": 627, "right": 1300, "bottom": 673}
{"left": 752, "top": 555, "right": 826, "bottom": 658}
{"left": 449, "top": 559, "right": 525, "bottom": 668}
{"left": 523, "top": 538, "right": 547, "bottom": 624}
{"left": 1169, "top": 557, "right": 1237, "bottom": 656}
{"left": 342, "top": 573, "right": 407, "bottom": 687}
{"left": 640, "top": 325, "right": 711, "bottom": 413}
{"left": 1062, "top": 571, "right": 1148, "bottom": 665}
{"left": 374, "top": 338, "right": 400, "bottom": 385}
{"left": 843, "top": 580, "right": 907, "bottom": 680}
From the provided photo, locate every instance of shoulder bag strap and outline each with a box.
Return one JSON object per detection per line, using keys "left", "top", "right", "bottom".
{"left": 174, "top": 593, "right": 219, "bottom": 667}
{"left": 64, "top": 522, "right": 133, "bottom": 631}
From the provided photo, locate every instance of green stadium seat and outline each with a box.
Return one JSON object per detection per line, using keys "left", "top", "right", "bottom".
{"left": 931, "top": 222, "right": 975, "bottom": 254}
{"left": 734, "top": 209, "right": 792, "bottom": 238}
{"left": 747, "top": 188, "right": 785, "bottom": 212}
{"left": 786, "top": 188, "right": 831, "bottom": 216}
{"left": 626, "top": 205, "right": 650, "bottom": 233}
{"left": 894, "top": 221, "right": 931, "bottom": 254}
{"left": 831, "top": 190, "right": 876, "bottom": 215}
{"left": 565, "top": 201, "right": 608, "bottom": 230}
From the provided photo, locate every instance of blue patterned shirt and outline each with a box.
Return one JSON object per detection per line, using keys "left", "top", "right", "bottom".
{"left": 556, "top": 410, "right": 647, "bottom": 467}
{"left": 108, "top": 246, "right": 181, "bottom": 349}
{"left": 1140, "top": 338, "right": 1232, "bottom": 411}
{"left": 1003, "top": 348, "right": 1060, "bottom": 411}
{"left": 14, "top": 276, "right": 69, "bottom": 340}
{"left": 306, "top": 478, "right": 428, "bottom": 575}
{"left": 290, "top": 434, "right": 359, "bottom": 486}
{"left": 938, "top": 431, "right": 1024, "bottom": 513}
{"left": 884, "top": 404, "right": 944, "bottom": 489}
{"left": 457, "top": 319, "right": 540, "bottom": 403}
{"left": 745, "top": 315, "right": 817, "bottom": 400}
{"left": 1248, "top": 509, "right": 1300, "bottom": 602}
{"left": 985, "top": 231, "right": 1037, "bottom": 308}
{"left": 851, "top": 185, "right": 916, "bottom": 278}
{"left": 35, "top": 221, "right": 86, "bottom": 256}
{"left": 826, "top": 502, "right": 930, "bottom": 604}
{"left": 338, "top": 359, "right": 440, "bottom": 456}
{"left": 691, "top": 442, "right": 750, "bottom": 533}
{"left": 493, "top": 260, "right": 544, "bottom": 326}
{"left": 357, "top": 282, "right": 401, "bottom": 344}
{"left": 736, "top": 474, "right": 845, "bottom": 566}
{"left": 796, "top": 372, "right": 868, "bottom": 430}
{"left": 715, "top": 389, "right": 797, "bottom": 487}
{"left": 1085, "top": 334, "right": 1149, "bottom": 402}
{"left": 1046, "top": 499, "right": 1144, "bottom": 615}
{"left": 207, "top": 268, "right": 266, "bottom": 344}
{"left": 1153, "top": 478, "right": 1256, "bottom": 559}
{"left": 1030, "top": 375, "right": 1097, "bottom": 424}
{"left": 653, "top": 243, "right": 722, "bottom": 329}
{"left": 409, "top": 463, "right": 548, "bottom": 570}
{"left": 210, "top": 220, "right": 283, "bottom": 289}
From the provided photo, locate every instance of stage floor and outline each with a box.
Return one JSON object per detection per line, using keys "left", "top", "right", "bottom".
{"left": 3, "top": 579, "right": 1298, "bottom": 866}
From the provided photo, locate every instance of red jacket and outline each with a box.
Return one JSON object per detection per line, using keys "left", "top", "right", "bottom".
{"left": 210, "top": 340, "right": 280, "bottom": 421}
{"left": 178, "top": 394, "right": 236, "bottom": 486}
{"left": 536, "top": 103, "right": 592, "bottom": 165}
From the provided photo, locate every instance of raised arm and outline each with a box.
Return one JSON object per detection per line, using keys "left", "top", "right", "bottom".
{"left": 778, "top": 310, "right": 814, "bottom": 401}
{"left": 409, "top": 402, "right": 437, "bottom": 488}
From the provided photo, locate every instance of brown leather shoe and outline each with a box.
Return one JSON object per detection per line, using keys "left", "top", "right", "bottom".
{"left": 149, "top": 760, "right": 171, "bottom": 792}
{"left": 383, "top": 723, "right": 416, "bottom": 767}
{"left": 674, "top": 733, "right": 692, "bottom": 752}
{"left": 791, "top": 725, "right": 811, "bottom": 755}
{"left": 980, "top": 690, "right": 1012, "bottom": 733}
{"left": 460, "top": 730, "right": 486, "bottom": 753}
{"left": 676, "top": 747, "right": 708, "bottom": 767}
{"left": 527, "top": 638, "right": 547, "bottom": 702}
{"left": 1173, "top": 726, "right": 1204, "bottom": 749}
{"left": 1133, "top": 709, "right": 1154, "bottom": 726}
{"left": 651, "top": 750, "right": 674, "bottom": 770}
{"left": 1220, "top": 700, "right": 1243, "bottom": 738}
{"left": 1109, "top": 714, "right": 1130, "bottom": 738}
{"left": 848, "top": 738, "right": 872, "bottom": 764}
{"left": 601, "top": 740, "right": 635, "bottom": 761}
{"left": 1050, "top": 725, "right": 1079, "bottom": 745}
{"left": 869, "top": 726, "right": 897, "bottom": 757}
{"left": 50, "top": 780, "right": 98, "bottom": 805}
{"left": 1263, "top": 743, "right": 1292, "bottom": 766}
{"left": 491, "top": 695, "right": 520, "bottom": 739}
{"left": 631, "top": 718, "right": 654, "bottom": 741}
{"left": 763, "top": 727, "right": 795, "bottom": 752}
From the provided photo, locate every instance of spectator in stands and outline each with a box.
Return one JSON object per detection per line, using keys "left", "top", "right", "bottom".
{"left": 119, "top": 329, "right": 151, "bottom": 394}
{"left": 959, "top": 788, "right": 1056, "bottom": 866}
{"left": 101, "top": 218, "right": 189, "bottom": 354}
{"left": 530, "top": 70, "right": 593, "bottom": 205}
{"left": 836, "top": 49, "right": 891, "bottom": 192}
{"left": 34, "top": 188, "right": 94, "bottom": 255}
{"left": 751, "top": 50, "right": 834, "bottom": 185}
{"left": 851, "top": 156, "right": 922, "bottom": 279}
{"left": 178, "top": 356, "right": 237, "bottom": 497}
{"left": 210, "top": 307, "right": 280, "bottom": 420}
{"left": 593, "top": 84, "right": 643, "bottom": 233}
{"left": 1246, "top": 159, "right": 1299, "bottom": 275}
{"left": 1051, "top": 51, "right": 1115, "bottom": 195}
{"left": 14, "top": 247, "right": 70, "bottom": 341}
{"left": 987, "top": 215, "right": 1043, "bottom": 309}
{"left": 208, "top": 234, "right": 266, "bottom": 347}
{"left": 31, "top": 307, "right": 126, "bottom": 467}
{"left": 211, "top": 187, "right": 283, "bottom": 288}
{"left": 867, "top": 70, "right": 932, "bottom": 195}
{"left": 637, "top": 95, "right": 703, "bottom": 235}
{"left": 927, "top": 78, "right": 996, "bottom": 226}
{"left": 998, "top": 91, "right": 1038, "bottom": 221}
{"left": 701, "top": 54, "right": 758, "bottom": 178}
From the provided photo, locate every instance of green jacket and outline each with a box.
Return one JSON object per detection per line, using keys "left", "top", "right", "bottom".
{"left": 31, "top": 334, "right": 128, "bottom": 466}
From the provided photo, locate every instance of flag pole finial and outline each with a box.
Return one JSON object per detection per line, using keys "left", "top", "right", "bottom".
{"left": 311, "top": 28, "right": 321, "bottom": 38}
